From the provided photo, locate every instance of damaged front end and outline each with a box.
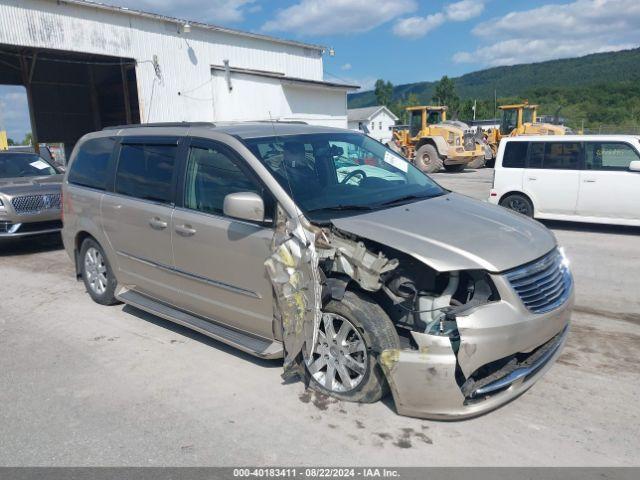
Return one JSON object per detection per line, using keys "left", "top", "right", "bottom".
{"left": 265, "top": 206, "right": 573, "bottom": 419}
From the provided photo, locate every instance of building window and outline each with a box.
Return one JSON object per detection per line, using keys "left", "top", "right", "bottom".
{"left": 379, "top": 121, "right": 382, "bottom": 130}
{"left": 371, "top": 122, "right": 375, "bottom": 131}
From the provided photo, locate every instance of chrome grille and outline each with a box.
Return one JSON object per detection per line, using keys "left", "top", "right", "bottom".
{"left": 11, "top": 193, "right": 61, "bottom": 215}
{"left": 505, "top": 249, "right": 572, "bottom": 314}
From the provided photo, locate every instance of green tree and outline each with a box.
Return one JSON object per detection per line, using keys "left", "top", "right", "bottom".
{"left": 432, "top": 75, "right": 460, "bottom": 117}
{"left": 22, "top": 132, "right": 32, "bottom": 146}
{"left": 7, "top": 138, "right": 15, "bottom": 146}
{"left": 374, "top": 79, "right": 394, "bottom": 107}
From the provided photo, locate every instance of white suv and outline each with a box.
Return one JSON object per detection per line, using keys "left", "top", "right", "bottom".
{"left": 489, "top": 135, "right": 640, "bottom": 226}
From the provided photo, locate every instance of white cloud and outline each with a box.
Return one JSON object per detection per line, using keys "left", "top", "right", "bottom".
{"left": 261, "top": 0, "right": 417, "bottom": 36}
{"left": 445, "top": 0, "right": 485, "bottom": 21}
{"left": 454, "top": 0, "right": 640, "bottom": 66}
{"left": 116, "top": 0, "right": 258, "bottom": 24}
{"left": 393, "top": 13, "right": 445, "bottom": 38}
{"left": 393, "top": 0, "right": 484, "bottom": 39}
{"left": 341, "top": 63, "right": 352, "bottom": 71}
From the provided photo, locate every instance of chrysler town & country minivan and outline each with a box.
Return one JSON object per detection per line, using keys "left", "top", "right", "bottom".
{"left": 62, "top": 122, "right": 573, "bottom": 419}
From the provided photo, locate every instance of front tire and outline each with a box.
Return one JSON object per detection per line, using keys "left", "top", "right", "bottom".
{"left": 80, "top": 238, "right": 119, "bottom": 305}
{"left": 414, "top": 144, "right": 443, "bottom": 173}
{"left": 303, "top": 290, "right": 400, "bottom": 403}
{"left": 500, "top": 193, "right": 534, "bottom": 217}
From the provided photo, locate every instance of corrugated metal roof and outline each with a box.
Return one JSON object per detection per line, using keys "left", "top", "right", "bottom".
{"left": 347, "top": 106, "right": 398, "bottom": 121}
{"left": 211, "top": 64, "right": 359, "bottom": 90}
{"left": 60, "top": 0, "right": 326, "bottom": 51}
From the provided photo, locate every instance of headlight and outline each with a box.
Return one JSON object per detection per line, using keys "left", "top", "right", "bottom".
{"left": 455, "top": 137, "right": 461, "bottom": 146}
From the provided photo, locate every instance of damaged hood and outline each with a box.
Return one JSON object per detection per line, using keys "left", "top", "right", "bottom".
{"left": 331, "top": 193, "right": 556, "bottom": 273}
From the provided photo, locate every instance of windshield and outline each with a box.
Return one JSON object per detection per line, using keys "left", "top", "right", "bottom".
{"left": 245, "top": 132, "right": 445, "bottom": 221}
{"left": 500, "top": 109, "right": 518, "bottom": 135}
{"left": 0, "top": 153, "right": 58, "bottom": 179}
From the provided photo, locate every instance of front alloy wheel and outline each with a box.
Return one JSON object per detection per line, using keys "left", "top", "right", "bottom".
{"left": 305, "top": 313, "right": 368, "bottom": 393}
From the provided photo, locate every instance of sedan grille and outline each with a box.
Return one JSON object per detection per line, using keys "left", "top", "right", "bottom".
{"left": 505, "top": 249, "right": 572, "bottom": 314}
{"left": 11, "top": 193, "right": 61, "bottom": 215}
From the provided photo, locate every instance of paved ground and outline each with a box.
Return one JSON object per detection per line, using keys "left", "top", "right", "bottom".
{"left": 1, "top": 169, "right": 639, "bottom": 466}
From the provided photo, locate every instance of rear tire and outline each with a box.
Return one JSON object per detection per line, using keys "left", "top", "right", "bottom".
{"left": 443, "top": 163, "right": 465, "bottom": 172}
{"left": 414, "top": 144, "right": 443, "bottom": 173}
{"left": 80, "top": 238, "right": 119, "bottom": 305}
{"left": 467, "top": 156, "right": 486, "bottom": 169}
{"left": 500, "top": 193, "right": 534, "bottom": 218}
{"left": 302, "top": 290, "right": 400, "bottom": 403}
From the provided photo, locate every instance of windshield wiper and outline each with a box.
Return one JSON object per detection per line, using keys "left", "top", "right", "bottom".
{"left": 307, "top": 204, "right": 375, "bottom": 213}
{"left": 377, "top": 194, "right": 433, "bottom": 207}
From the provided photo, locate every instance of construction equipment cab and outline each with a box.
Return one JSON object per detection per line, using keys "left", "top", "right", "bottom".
{"left": 486, "top": 102, "right": 569, "bottom": 160}
{"left": 391, "top": 106, "right": 490, "bottom": 173}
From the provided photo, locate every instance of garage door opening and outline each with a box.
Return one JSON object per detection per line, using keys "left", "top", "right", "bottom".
{"left": 0, "top": 45, "right": 140, "bottom": 159}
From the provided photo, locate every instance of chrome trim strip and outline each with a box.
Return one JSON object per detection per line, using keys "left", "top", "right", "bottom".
{"left": 471, "top": 325, "right": 568, "bottom": 398}
{"left": 116, "top": 251, "right": 261, "bottom": 299}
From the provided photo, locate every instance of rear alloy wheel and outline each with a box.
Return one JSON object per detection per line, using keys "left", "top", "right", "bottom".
{"left": 80, "top": 238, "right": 119, "bottom": 305}
{"left": 500, "top": 193, "right": 534, "bottom": 217}
{"left": 414, "top": 144, "right": 444, "bottom": 173}
{"left": 443, "top": 163, "right": 465, "bottom": 172}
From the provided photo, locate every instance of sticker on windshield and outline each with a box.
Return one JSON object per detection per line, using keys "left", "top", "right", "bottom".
{"left": 30, "top": 160, "right": 50, "bottom": 170}
{"left": 384, "top": 151, "right": 408, "bottom": 173}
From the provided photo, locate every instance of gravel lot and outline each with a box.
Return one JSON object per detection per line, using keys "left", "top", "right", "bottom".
{"left": 1, "top": 168, "right": 639, "bottom": 466}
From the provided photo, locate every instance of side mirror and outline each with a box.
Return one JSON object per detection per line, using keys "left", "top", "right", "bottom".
{"left": 223, "top": 192, "right": 265, "bottom": 223}
{"left": 629, "top": 160, "right": 640, "bottom": 172}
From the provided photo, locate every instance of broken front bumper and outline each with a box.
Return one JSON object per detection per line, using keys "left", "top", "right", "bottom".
{"left": 380, "top": 273, "right": 573, "bottom": 420}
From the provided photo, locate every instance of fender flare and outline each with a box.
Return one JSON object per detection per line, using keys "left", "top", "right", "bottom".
{"left": 417, "top": 136, "right": 449, "bottom": 158}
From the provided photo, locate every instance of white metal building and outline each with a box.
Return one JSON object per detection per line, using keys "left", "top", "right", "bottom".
{"left": 0, "top": 0, "right": 357, "bottom": 155}
{"left": 347, "top": 106, "right": 398, "bottom": 143}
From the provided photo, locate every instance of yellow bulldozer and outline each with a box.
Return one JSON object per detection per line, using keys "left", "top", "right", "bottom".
{"left": 389, "top": 105, "right": 491, "bottom": 173}
{"left": 485, "top": 102, "right": 568, "bottom": 159}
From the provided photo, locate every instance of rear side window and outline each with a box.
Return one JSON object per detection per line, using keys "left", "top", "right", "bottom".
{"left": 68, "top": 137, "right": 116, "bottom": 190}
{"left": 528, "top": 142, "right": 581, "bottom": 170}
{"left": 502, "top": 142, "right": 528, "bottom": 168}
{"left": 585, "top": 142, "right": 640, "bottom": 171}
{"left": 115, "top": 143, "right": 177, "bottom": 204}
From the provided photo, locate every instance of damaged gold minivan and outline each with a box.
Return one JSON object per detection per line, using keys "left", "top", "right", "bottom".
{"left": 62, "top": 122, "right": 573, "bottom": 419}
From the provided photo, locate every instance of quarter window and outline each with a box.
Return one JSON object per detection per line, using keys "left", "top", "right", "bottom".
{"left": 585, "top": 142, "right": 640, "bottom": 171}
{"left": 115, "top": 143, "right": 177, "bottom": 203}
{"left": 183, "top": 144, "right": 260, "bottom": 217}
{"left": 502, "top": 142, "right": 528, "bottom": 168}
{"left": 68, "top": 137, "right": 116, "bottom": 190}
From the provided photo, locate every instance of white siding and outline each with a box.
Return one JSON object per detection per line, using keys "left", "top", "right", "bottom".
{"left": 349, "top": 110, "right": 396, "bottom": 142}
{"left": 211, "top": 72, "right": 347, "bottom": 127}
{"left": 0, "top": 0, "right": 345, "bottom": 125}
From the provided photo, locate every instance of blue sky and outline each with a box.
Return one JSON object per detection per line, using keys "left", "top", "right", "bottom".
{"left": 2, "top": 0, "right": 640, "bottom": 141}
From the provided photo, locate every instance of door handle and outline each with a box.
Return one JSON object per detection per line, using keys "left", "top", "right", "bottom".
{"left": 175, "top": 224, "right": 197, "bottom": 237}
{"left": 527, "top": 177, "right": 537, "bottom": 181}
{"left": 583, "top": 179, "right": 596, "bottom": 183}
{"left": 149, "top": 217, "right": 168, "bottom": 230}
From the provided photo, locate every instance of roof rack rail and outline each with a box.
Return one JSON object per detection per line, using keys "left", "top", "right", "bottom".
{"left": 252, "top": 120, "right": 309, "bottom": 125}
{"left": 103, "top": 122, "right": 216, "bottom": 131}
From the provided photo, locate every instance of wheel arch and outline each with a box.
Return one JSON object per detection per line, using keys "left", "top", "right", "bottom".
{"left": 499, "top": 190, "right": 536, "bottom": 215}
{"left": 416, "top": 136, "right": 449, "bottom": 158}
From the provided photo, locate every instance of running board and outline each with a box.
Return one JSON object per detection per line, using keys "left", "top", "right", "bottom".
{"left": 117, "top": 289, "right": 283, "bottom": 359}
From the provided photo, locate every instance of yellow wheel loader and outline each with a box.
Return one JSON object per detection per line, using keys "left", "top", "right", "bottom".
{"left": 389, "top": 106, "right": 491, "bottom": 173}
{"left": 486, "top": 102, "right": 568, "bottom": 159}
